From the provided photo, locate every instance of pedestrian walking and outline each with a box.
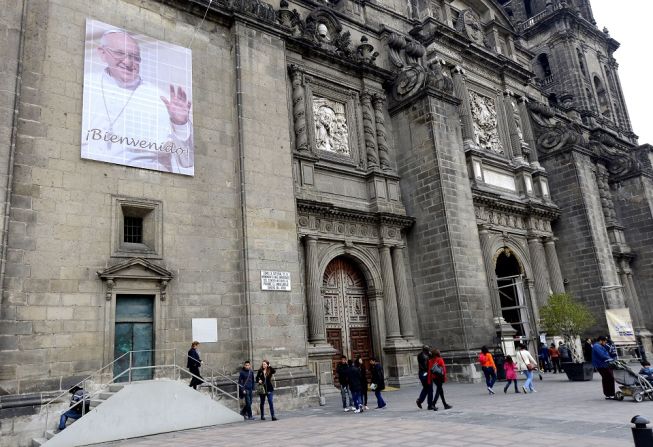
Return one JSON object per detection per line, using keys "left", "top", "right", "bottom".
{"left": 503, "top": 355, "right": 520, "bottom": 394}
{"left": 256, "top": 360, "right": 278, "bottom": 420}
{"left": 356, "top": 356, "right": 369, "bottom": 410}
{"left": 187, "top": 341, "right": 203, "bottom": 390}
{"left": 516, "top": 344, "right": 538, "bottom": 393}
{"left": 348, "top": 360, "right": 364, "bottom": 413}
{"left": 538, "top": 342, "right": 550, "bottom": 372}
{"left": 369, "top": 357, "right": 386, "bottom": 409}
{"left": 238, "top": 360, "right": 255, "bottom": 420}
{"left": 429, "top": 349, "right": 452, "bottom": 410}
{"left": 415, "top": 345, "right": 433, "bottom": 410}
{"left": 548, "top": 343, "right": 561, "bottom": 373}
{"left": 592, "top": 336, "right": 616, "bottom": 399}
{"left": 478, "top": 346, "right": 497, "bottom": 394}
{"left": 336, "top": 355, "right": 354, "bottom": 411}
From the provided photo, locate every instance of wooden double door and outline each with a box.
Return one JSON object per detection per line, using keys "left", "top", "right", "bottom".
{"left": 322, "top": 257, "right": 373, "bottom": 385}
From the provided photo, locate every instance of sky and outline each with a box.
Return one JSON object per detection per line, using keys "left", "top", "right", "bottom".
{"left": 590, "top": 1, "right": 653, "bottom": 145}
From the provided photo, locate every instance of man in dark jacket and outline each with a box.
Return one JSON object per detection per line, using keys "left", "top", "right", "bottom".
{"left": 592, "top": 336, "right": 616, "bottom": 399}
{"left": 58, "top": 386, "right": 89, "bottom": 431}
{"left": 187, "top": 341, "right": 203, "bottom": 390}
{"left": 416, "top": 345, "right": 433, "bottom": 410}
{"left": 238, "top": 360, "right": 255, "bottom": 420}
{"left": 336, "top": 355, "right": 353, "bottom": 411}
{"left": 369, "top": 357, "right": 386, "bottom": 409}
{"left": 348, "top": 361, "right": 363, "bottom": 413}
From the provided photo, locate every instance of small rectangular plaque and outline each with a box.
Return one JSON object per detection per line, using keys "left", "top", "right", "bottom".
{"left": 261, "top": 270, "right": 291, "bottom": 291}
{"left": 192, "top": 318, "right": 218, "bottom": 343}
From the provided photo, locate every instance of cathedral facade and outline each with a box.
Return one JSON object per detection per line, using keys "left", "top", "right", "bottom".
{"left": 1, "top": 0, "right": 652, "bottom": 443}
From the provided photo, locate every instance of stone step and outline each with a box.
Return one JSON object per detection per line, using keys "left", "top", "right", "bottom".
{"left": 46, "top": 430, "right": 56, "bottom": 440}
{"left": 31, "top": 438, "right": 47, "bottom": 447}
{"left": 90, "top": 399, "right": 104, "bottom": 408}
{"left": 99, "top": 392, "right": 114, "bottom": 400}
{"left": 108, "top": 384, "right": 124, "bottom": 393}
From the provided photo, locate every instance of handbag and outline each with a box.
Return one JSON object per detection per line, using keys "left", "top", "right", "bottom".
{"left": 430, "top": 362, "right": 444, "bottom": 377}
{"left": 370, "top": 383, "right": 377, "bottom": 391}
{"left": 256, "top": 383, "right": 267, "bottom": 396}
{"left": 520, "top": 351, "right": 536, "bottom": 371}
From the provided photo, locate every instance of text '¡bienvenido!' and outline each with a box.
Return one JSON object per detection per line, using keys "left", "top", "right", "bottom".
{"left": 85, "top": 128, "right": 188, "bottom": 155}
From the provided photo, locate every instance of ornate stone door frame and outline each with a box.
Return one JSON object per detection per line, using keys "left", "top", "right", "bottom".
{"left": 97, "top": 258, "right": 173, "bottom": 373}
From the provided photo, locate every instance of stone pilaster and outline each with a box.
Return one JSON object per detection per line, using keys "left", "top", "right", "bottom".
{"left": 391, "top": 245, "right": 415, "bottom": 340}
{"left": 543, "top": 237, "right": 565, "bottom": 294}
{"left": 451, "top": 67, "right": 475, "bottom": 147}
{"left": 372, "top": 93, "right": 392, "bottom": 171}
{"left": 477, "top": 225, "right": 501, "bottom": 316}
{"left": 289, "top": 65, "right": 308, "bottom": 152}
{"left": 304, "top": 236, "right": 325, "bottom": 344}
{"left": 527, "top": 234, "right": 552, "bottom": 307}
{"left": 360, "top": 91, "right": 379, "bottom": 169}
{"left": 378, "top": 244, "right": 402, "bottom": 341}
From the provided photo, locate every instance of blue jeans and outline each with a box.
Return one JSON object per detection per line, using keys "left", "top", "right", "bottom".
{"left": 417, "top": 372, "right": 433, "bottom": 407}
{"left": 58, "top": 409, "right": 81, "bottom": 430}
{"left": 241, "top": 389, "right": 253, "bottom": 418}
{"left": 340, "top": 385, "right": 352, "bottom": 408}
{"left": 374, "top": 389, "right": 386, "bottom": 408}
{"left": 523, "top": 370, "right": 534, "bottom": 391}
{"left": 482, "top": 366, "right": 496, "bottom": 388}
{"left": 351, "top": 390, "right": 362, "bottom": 409}
{"left": 259, "top": 391, "right": 274, "bottom": 418}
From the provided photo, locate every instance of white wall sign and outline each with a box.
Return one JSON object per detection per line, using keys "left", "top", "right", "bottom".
{"left": 192, "top": 318, "right": 218, "bottom": 343}
{"left": 261, "top": 270, "right": 291, "bottom": 291}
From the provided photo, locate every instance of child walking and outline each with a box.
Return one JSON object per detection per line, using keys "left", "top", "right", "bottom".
{"left": 503, "top": 355, "right": 520, "bottom": 394}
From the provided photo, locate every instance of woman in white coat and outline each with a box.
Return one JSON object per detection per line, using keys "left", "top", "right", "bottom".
{"left": 516, "top": 344, "right": 538, "bottom": 393}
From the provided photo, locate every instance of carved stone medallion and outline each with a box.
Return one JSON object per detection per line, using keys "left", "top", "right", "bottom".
{"left": 470, "top": 91, "right": 503, "bottom": 154}
{"left": 456, "top": 9, "right": 485, "bottom": 46}
{"left": 313, "top": 96, "right": 350, "bottom": 155}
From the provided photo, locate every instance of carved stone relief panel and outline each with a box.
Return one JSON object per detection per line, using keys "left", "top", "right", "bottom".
{"left": 470, "top": 91, "right": 504, "bottom": 154}
{"left": 313, "top": 96, "right": 350, "bottom": 156}
{"left": 455, "top": 9, "right": 486, "bottom": 47}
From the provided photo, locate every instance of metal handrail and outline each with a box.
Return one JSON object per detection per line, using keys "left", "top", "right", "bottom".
{"left": 43, "top": 349, "right": 238, "bottom": 437}
{"left": 181, "top": 352, "right": 240, "bottom": 389}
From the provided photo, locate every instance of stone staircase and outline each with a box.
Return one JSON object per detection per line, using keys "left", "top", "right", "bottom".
{"left": 30, "top": 379, "right": 241, "bottom": 447}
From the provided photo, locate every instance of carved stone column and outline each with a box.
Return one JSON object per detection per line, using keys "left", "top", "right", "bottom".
{"left": 451, "top": 67, "right": 475, "bottom": 146}
{"left": 619, "top": 259, "right": 644, "bottom": 331}
{"left": 543, "top": 237, "right": 565, "bottom": 294}
{"left": 304, "top": 235, "right": 326, "bottom": 344}
{"left": 477, "top": 225, "right": 501, "bottom": 316}
{"left": 391, "top": 245, "right": 414, "bottom": 339}
{"left": 517, "top": 96, "right": 538, "bottom": 164}
{"left": 503, "top": 92, "right": 524, "bottom": 161}
{"left": 527, "top": 234, "right": 552, "bottom": 308}
{"left": 379, "top": 244, "right": 402, "bottom": 340}
{"left": 360, "top": 91, "right": 379, "bottom": 169}
{"left": 289, "top": 65, "right": 308, "bottom": 152}
{"left": 372, "top": 93, "right": 391, "bottom": 171}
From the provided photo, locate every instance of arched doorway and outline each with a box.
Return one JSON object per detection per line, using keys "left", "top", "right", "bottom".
{"left": 322, "top": 256, "right": 373, "bottom": 383}
{"left": 495, "top": 250, "right": 532, "bottom": 346}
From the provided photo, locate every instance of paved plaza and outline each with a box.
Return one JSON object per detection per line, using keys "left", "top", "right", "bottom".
{"left": 97, "top": 372, "right": 649, "bottom": 447}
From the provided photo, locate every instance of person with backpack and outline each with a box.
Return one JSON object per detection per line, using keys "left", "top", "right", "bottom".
{"left": 428, "top": 349, "right": 452, "bottom": 410}
{"left": 58, "top": 386, "right": 89, "bottom": 431}
{"left": 415, "top": 345, "right": 433, "bottom": 410}
{"left": 238, "top": 360, "right": 255, "bottom": 420}
{"left": 369, "top": 357, "right": 386, "bottom": 409}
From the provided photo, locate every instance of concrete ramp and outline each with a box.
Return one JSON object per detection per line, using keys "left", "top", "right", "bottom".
{"left": 43, "top": 379, "right": 242, "bottom": 447}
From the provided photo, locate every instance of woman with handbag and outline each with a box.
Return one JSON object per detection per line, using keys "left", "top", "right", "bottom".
{"left": 428, "top": 349, "right": 452, "bottom": 410}
{"left": 256, "top": 360, "right": 278, "bottom": 421}
{"left": 516, "top": 344, "right": 538, "bottom": 393}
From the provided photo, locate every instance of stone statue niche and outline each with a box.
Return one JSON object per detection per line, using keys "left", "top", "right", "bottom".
{"left": 312, "top": 96, "right": 350, "bottom": 156}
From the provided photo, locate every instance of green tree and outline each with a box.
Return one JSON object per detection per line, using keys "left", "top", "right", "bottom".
{"left": 539, "top": 293, "right": 595, "bottom": 362}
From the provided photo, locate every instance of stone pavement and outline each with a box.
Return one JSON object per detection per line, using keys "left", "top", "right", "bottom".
{"left": 99, "top": 372, "right": 648, "bottom": 446}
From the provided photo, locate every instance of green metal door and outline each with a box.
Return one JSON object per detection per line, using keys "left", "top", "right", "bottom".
{"left": 113, "top": 295, "right": 154, "bottom": 382}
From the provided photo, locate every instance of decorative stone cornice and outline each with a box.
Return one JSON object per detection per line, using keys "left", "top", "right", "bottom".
{"left": 97, "top": 258, "right": 174, "bottom": 301}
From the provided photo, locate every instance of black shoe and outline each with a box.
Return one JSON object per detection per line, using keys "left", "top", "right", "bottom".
{"left": 432, "top": 406, "right": 438, "bottom": 411}
{"left": 504, "top": 388, "right": 508, "bottom": 394}
{"left": 272, "top": 416, "right": 278, "bottom": 421}
{"left": 416, "top": 399, "right": 422, "bottom": 409}
{"left": 261, "top": 417, "right": 266, "bottom": 420}
{"left": 444, "top": 404, "right": 452, "bottom": 410}
{"left": 427, "top": 405, "right": 434, "bottom": 410}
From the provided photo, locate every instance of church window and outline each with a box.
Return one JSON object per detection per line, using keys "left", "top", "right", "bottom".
{"left": 112, "top": 197, "right": 163, "bottom": 258}
{"left": 536, "top": 53, "right": 552, "bottom": 79}
{"left": 593, "top": 76, "right": 610, "bottom": 117}
{"left": 124, "top": 216, "right": 143, "bottom": 244}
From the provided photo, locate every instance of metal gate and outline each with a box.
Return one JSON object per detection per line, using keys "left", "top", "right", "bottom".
{"left": 494, "top": 274, "right": 538, "bottom": 349}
